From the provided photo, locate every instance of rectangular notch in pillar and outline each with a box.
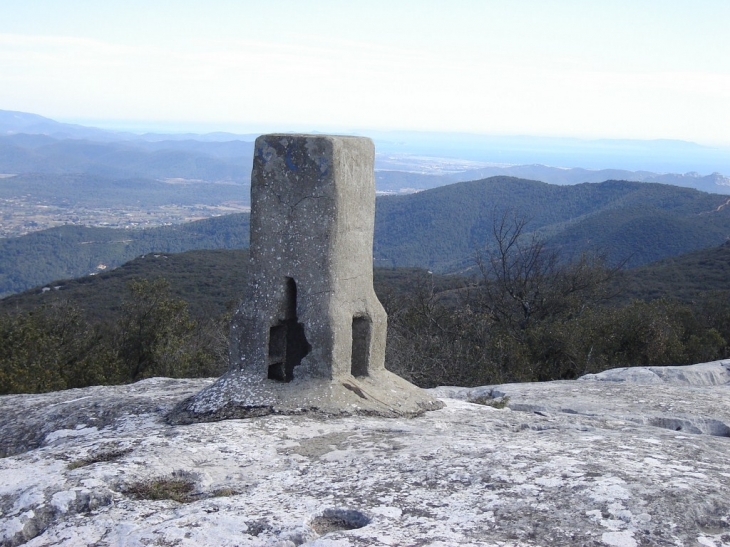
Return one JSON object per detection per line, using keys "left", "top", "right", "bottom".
{"left": 351, "top": 316, "right": 371, "bottom": 377}
{"left": 268, "top": 277, "right": 311, "bottom": 383}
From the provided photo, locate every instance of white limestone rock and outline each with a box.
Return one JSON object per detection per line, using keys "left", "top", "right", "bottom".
{"left": 1, "top": 364, "right": 729, "bottom": 546}
{"left": 579, "top": 360, "right": 730, "bottom": 386}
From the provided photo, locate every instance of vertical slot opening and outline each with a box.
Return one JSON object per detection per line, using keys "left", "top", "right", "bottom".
{"left": 351, "top": 316, "right": 371, "bottom": 377}
{"left": 267, "top": 277, "right": 311, "bottom": 382}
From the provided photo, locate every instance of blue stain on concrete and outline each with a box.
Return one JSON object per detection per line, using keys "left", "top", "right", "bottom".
{"left": 256, "top": 144, "right": 272, "bottom": 164}
{"left": 285, "top": 148, "right": 299, "bottom": 172}
{"left": 318, "top": 157, "right": 330, "bottom": 177}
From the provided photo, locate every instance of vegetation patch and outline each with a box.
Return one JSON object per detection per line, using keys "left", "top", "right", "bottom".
{"left": 5, "top": 205, "right": 730, "bottom": 395}
{"left": 123, "top": 471, "right": 198, "bottom": 503}
{"left": 0, "top": 278, "right": 229, "bottom": 395}
{"left": 310, "top": 508, "right": 370, "bottom": 535}
{"left": 67, "top": 447, "right": 132, "bottom": 470}
{"left": 471, "top": 395, "right": 511, "bottom": 409}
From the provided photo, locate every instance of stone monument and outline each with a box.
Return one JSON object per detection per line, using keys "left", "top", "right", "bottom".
{"left": 170, "top": 134, "right": 442, "bottom": 423}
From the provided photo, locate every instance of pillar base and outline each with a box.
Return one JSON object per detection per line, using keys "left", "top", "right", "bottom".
{"left": 167, "top": 369, "right": 444, "bottom": 425}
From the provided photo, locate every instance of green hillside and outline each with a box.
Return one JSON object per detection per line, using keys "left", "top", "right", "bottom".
{"left": 374, "top": 177, "right": 730, "bottom": 270}
{"left": 0, "top": 214, "right": 249, "bottom": 297}
{"left": 0, "top": 249, "right": 251, "bottom": 322}
{"left": 4, "top": 176, "right": 730, "bottom": 297}
{"left": 617, "top": 241, "right": 730, "bottom": 302}
{"left": 5, "top": 243, "right": 730, "bottom": 394}
{"left": 0, "top": 248, "right": 459, "bottom": 323}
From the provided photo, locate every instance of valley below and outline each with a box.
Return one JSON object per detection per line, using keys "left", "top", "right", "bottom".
{"left": 0, "top": 195, "right": 250, "bottom": 238}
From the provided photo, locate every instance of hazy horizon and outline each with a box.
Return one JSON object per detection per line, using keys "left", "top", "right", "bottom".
{"left": 2, "top": 1, "right": 729, "bottom": 147}
{"left": 4, "top": 106, "right": 729, "bottom": 176}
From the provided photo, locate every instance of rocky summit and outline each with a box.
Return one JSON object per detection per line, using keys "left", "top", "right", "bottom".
{"left": 1, "top": 362, "right": 729, "bottom": 547}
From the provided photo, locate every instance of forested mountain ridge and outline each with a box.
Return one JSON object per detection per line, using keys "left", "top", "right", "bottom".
{"left": 374, "top": 177, "right": 730, "bottom": 270}
{"left": 0, "top": 110, "right": 115, "bottom": 141}
{"left": 6, "top": 241, "right": 730, "bottom": 324}
{"left": 4, "top": 108, "right": 729, "bottom": 196}
{"left": 5, "top": 241, "right": 730, "bottom": 393}
{"left": 376, "top": 165, "right": 730, "bottom": 195}
{"left": 0, "top": 248, "right": 460, "bottom": 324}
{"left": 0, "top": 249, "right": 252, "bottom": 322}
{"left": 3, "top": 131, "right": 726, "bottom": 194}
{"left": 616, "top": 240, "right": 730, "bottom": 302}
{"left": 0, "top": 215, "right": 249, "bottom": 297}
{"left": 4, "top": 176, "right": 730, "bottom": 297}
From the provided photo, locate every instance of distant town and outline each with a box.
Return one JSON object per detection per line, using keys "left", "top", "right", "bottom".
{"left": 0, "top": 188, "right": 249, "bottom": 238}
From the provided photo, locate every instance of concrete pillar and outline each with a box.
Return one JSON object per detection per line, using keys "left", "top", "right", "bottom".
{"left": 169, "top": 134, "right": 443, "bottom": 423}
{"left": 231, "top": 134, "right": 387, "bottom": 382}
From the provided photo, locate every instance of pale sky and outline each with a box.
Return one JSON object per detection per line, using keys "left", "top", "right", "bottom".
{"left": 1, "top": 0, "right": 729, "bottom": 145}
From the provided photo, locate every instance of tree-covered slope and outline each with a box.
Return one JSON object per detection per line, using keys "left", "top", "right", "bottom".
{"left": 0, "top": 248, "right": 457, "bottom": 324}
{"left": 0, "top": 214, "right": 249, "bottom": 297}
{"left": 0, "top": 249, "right": 252, "bottom": 322}
{"left": 4, "top": 176, "right": 730, "bottom": 297}
{"left": 544, "top": 206, "right": 730, "bottom": 266}
{"left": 616, "top": 241, "right": 730, "bottom": 302}
{"left": 374, "top": 177, "right": 730, "bottom": 270}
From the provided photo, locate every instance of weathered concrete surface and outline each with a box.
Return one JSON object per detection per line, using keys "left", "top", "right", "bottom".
{"left": 2, "top": 362, "right": 730, "bottom": 546}
{"left": 171, "top": 134, "right": 441, "bottom": 423}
